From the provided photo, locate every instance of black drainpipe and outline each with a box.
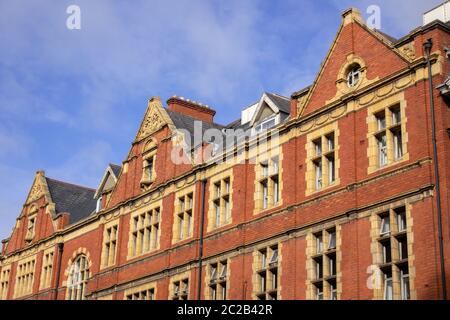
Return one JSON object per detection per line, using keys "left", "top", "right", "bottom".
{"left": 424, "top": 38, "right": 447, "bottom": 300}
{"left": 53, "top": 242, "right": 64, "bottom": 300}
{"left": 197, "top": 179, "right": 207, "bottom": 300}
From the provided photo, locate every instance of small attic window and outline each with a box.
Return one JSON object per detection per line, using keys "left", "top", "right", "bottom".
{"left": 346, "top": 64, "right": 361, "bottom": 88}
{"left": 255, "top": 115, "right": 277, "bottom": 134}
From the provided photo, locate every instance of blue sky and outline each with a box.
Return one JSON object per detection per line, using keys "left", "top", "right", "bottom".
{"left": 0, "top": 0, "right": 442, "bottom": 241}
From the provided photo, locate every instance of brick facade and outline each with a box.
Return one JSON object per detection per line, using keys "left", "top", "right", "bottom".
{"left": 1, "top": 8, "right": 450, "bottom": 300}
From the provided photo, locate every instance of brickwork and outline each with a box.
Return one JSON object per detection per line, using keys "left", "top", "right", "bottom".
{"left": 1, "top": 8, "right": 450, "bottom": 300}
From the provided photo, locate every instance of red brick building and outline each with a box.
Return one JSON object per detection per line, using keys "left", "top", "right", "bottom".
{"left": 1, "top": 7, "right": 450, "bottom": 300}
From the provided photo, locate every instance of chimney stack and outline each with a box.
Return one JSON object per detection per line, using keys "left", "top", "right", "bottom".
{"left": 167, "top": 96, "right": 216, "bottom": 123}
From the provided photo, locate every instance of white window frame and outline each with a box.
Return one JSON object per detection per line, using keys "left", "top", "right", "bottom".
{"left": 380, "top": 216, "right": 390, "bottom": 235}
{"left": 347, "top": 67, "right": 361, "bottom": 88}
{"left": 254, "top": 115, "right": 278, "bottom": 134}
{"left": 383, "top": 275, "right": 393, "bottom": 300}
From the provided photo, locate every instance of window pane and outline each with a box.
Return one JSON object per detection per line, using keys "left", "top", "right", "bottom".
{"left": 270, "top": 248, "right": 278, "bottom": 264}
{"left": 272, "top": 178, "right": 279, "bottom": 204}
{"left": 261, "top": 251, "right": 267, "bottom": 269}
{"left": 382, "top": 240, "right": 392, "bottom": 264}
{"left": 378, "top": 134, "right": 387, "bottom": 166}
{"left": 329, "top": 256, "right": 336, "bottom": 276}
{"left": 187, "top": 213, "right": 192, "bottom": 237}
{"left": 262, "top": 182, "right": 268, "bottom": 209}
{"left": 315, "top": 160, "right": 322, "bottom": 190}
{"left": 220, "top": 263, "right": 227, "bottom": 278}
{"left": 393, "top": 130, "right": 403, "bottom": 160}
{"left": 328, "top": 231, "right": 336, "bottom": 249}
{"left": 327, "top": 134, "right": 335, "bottom": 151}
{"left": 398, "top": 237, "right": 408, "bottom": 260}
{"left": 215, "top": 183, "right": 221, "bottom": 198}
{"left": 328, "top": 157, "right": 335, "bottom": 184}
{"left": 401, "top": 268, "right": 410, "bottom": 300}
{"left": 316, "top": 234, "right": 323, "bottom": 254}
{"left": 384, "top": 276, "right": 393, "bottom": 300}
{"left": 224, "top": 199, "right": 231, "bottom": 222}
{"left": 315, "top": 258, "right": 323, "bottom": 280}
{"left": 214, "top": 202, "right": 220, "bottom": 227}
{"left": 380, "top": 216, "right": 390, "bottom": 235}
{"left": 315, "top": 284, "right": 323, "bottom": 300}
{"left": 314, "top": 139, "right": 322, "bottom": 156}
{"left": 210, "top": 265, "right": 217, "bottom": 281}
{"left": 396, "top": 209, "right": 406, "bottom": 232}
{"left": 391, "top": 106, "right": 401, "bottom": 124}
{"left": 262, "top": 163, "right": 269, "bottom": 177}
{"left": 178, "top": 214, "right": 184, "bottom": 239}
{"left": 376, "top": 113, "right": 386, "bottom": 130}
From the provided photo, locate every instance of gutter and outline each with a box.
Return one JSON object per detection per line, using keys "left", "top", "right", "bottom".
{"left": 424, "top": 38, "right": 447, "bottom": 300}
{"left": 197, "top": 179, "right": 207, "bottom": 300}
{"left": 53, "top": 242, "right": 64, "bottom": 300}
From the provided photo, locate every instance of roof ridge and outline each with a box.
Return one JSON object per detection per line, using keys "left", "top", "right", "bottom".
{"left": 45, "top": 177, "right": 95, "bottom": 192}
{"left": 266, "top": 92, "right": 289, "bottom": 100}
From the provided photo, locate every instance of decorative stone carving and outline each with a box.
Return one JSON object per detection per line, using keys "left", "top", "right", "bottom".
{"left": 135, "top": 97, "right": 174, "bottom": 142}
{"left": 137, "top": 111, "right": 164, "bottom": 140}
{"left": 399, "top": 43, "right": 416, "bottom": 61}
{"left": 25, "top": 171, "right": 50, "bottom": 205}
{"left": 28, "top": 183, "right": 43, "bottom": 203}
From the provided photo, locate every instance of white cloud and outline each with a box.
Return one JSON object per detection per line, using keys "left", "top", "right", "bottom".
{"left": 47, "top": 140, "right": 116, "bottom": 188}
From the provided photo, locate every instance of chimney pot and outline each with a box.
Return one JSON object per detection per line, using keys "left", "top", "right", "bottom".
{"left": 167, "top": 96, "right": 216, "bottom": 123}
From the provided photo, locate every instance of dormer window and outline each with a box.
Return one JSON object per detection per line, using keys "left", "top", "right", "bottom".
{"left": 347, "top": 65, "right": 361, "bottom": 88}
{"left": 255, "top": 115, "right": 277, "bottom": 134}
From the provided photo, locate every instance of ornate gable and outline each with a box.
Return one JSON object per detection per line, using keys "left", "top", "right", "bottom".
{"left": 134, "top": 96, "right": 175, "bottom": 142}
{"left": 24, "top": 171, "right": 52, "bottom": 208}
{"left": 296, "top": 8, "right": 410, "bottom": 118}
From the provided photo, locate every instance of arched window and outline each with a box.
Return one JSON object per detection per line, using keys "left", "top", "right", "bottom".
{"left": 67, "top": 255, "right": 90, "bottom": 300}
{"left": 346, "top": 64, "right": 361, "bottom": 88}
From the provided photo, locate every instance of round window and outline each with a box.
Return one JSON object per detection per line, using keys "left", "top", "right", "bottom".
{"left": 346, "top": 65, "right": 361, "bottom": 88}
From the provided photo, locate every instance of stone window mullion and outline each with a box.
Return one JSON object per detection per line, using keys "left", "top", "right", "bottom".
{"left": 150, "top": 224, "right": 155, "bottom": 250}
{"left": 267, "top": 178, "right": 274, "bottom": 208}
{"left": 219, "top": 196, "right": 225, "bottom": 226}
{"left": 386, "top": 127, "right": 394, "bottom": 164}
{"left": 392, "top": 264, "right": 402, "bottom": 300}
{"left": 183, "top": 210, "right": 189, "bottom": 239}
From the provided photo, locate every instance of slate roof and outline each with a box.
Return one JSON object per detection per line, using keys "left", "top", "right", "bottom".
{"left": 109, "top": 163, "right": 121, "bottom": 178}
{"left": 166, "top": 109, "right": 225, "bottom": 148}
{"left": 45, "top": 178, "right": 96, "bottom": 225}
{"left": 373, "top": 29, "right": 398, "bottom": 44}
{"left": 265, "top": 92, "right": 291, "bottom": 114}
